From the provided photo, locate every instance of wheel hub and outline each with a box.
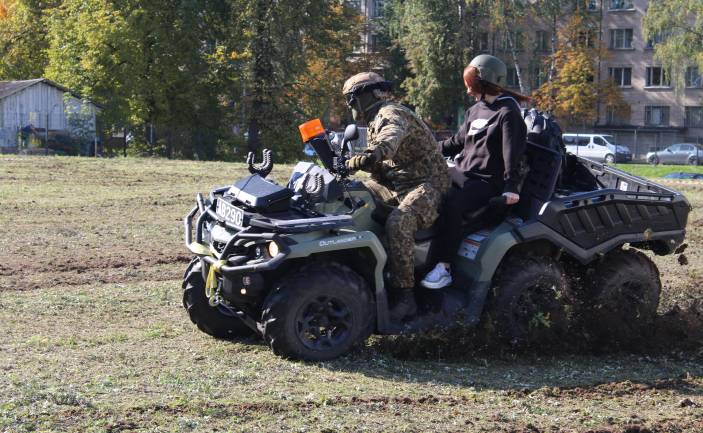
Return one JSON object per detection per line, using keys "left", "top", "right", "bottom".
{"left": 295, "top": 296, "right": 353, "bottom": 351}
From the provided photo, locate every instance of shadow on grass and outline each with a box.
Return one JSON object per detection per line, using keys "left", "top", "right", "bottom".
{"left": 306, "top": 303, "right": 703, "bottom": 395}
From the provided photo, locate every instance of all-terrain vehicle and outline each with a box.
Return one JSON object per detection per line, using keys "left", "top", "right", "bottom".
{"left": 182, "top": 118, "right": 690, "bottom": 360}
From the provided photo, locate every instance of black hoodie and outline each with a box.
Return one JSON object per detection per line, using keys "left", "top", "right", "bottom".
{"left": 438, "top": 95, "right": 527, "bottom": 194}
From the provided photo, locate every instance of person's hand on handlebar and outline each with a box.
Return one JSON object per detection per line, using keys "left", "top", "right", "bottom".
{"left": 345, "top": 150, "right": 379, "bottom": 172}
{"left": 502, "top": 192, "right": 520, "bottom": 205}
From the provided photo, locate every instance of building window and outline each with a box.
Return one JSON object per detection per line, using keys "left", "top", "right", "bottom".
{"left": 532, "top": 66, "right": 545, "bottom": 89}
{"left": 352, "top": 39, "right": 363, "bottom": 54}
{"left": 645, "top": 106, "right": 670, "bottom": 126}
{"left": 608, "top": 67, "right": 632, "bottom": 87}
{"left": 507, "top": 68, "right": 519, "bottom": 88}
{"left": 368, "top": 34, "right": 380, "bottom": 53}
{"left": 609, "top": 0, "right": 633, "bottom": 10}
{"left": 609, "top": 29, "right": 633, "bottom": 49}
{"left": 685, "top": 107, "right": 703, "bottom": 128}
{"left": 502, "top": 31, "right": 523, "bottom": 52}
{"left": 606, "top": 105, "right": 630, "bottom": 125}
{"left": 686, "top": 67, "right": 703, "bottom": 88}
{"left": 535, "top": 30, "right": 550, "bottom": 52}
{"left": 645, "top": 66, "right": 671, "bottom": 87}
{"left": 588, "top": 0, "right": 598, "bottom": 11}
{"left": 578, "top": 29, "right": 597, "bottom": 48}
{"left": 347, "top": 0, "right": 361, "bottom": 11}
{"left": 645, "top": 32, "right": 667, "bottom": 49}
{"left": 373, "top": 0, "right": 384, "bottom": 17}
{"left": 478, "top": 32, "right": 489, "bottom": 52}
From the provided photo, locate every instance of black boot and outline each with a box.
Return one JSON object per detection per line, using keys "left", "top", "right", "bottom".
{"left": 390, "top": 288, "right": 418, "bottom": 322}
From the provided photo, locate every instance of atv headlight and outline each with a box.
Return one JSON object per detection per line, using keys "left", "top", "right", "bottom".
{"left": 267, "top": 241, "right": 280, "bottom": 257}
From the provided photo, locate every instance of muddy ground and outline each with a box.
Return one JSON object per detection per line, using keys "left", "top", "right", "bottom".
{"left": 1, "top": 156, "right": 702, "bottom": 432}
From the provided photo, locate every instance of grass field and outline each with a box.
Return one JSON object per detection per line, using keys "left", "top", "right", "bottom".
{"left": 1, "top": 156, "right": 703, "bottom": 433}
{"left": 614, "top": 163, "right": 703, "bottom": 179}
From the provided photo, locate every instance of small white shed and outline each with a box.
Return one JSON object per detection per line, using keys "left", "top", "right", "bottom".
{"left": 0, "top": 78, "right": 99, "bottom": 151}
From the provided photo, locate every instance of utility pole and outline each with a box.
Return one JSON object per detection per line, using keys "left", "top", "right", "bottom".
{"left": 45, "top": 111, "right": 49, "bottom": 155}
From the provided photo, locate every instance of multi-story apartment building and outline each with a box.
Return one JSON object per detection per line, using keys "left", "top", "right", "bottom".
{"left": 351, "top": 0, "right": 701, "bottom": 158}
{"left": 499, "top": 0, "right": 703, "bottom": 158}
{"left": 591, "top": 0, "right": 703, "bottom": 158}
{"left": 348, "top": 0, "right": 386, "bottom": 56}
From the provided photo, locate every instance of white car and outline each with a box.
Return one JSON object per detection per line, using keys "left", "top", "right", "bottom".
{"left": 562, "top": 133, "right": 632, "bottom": 164}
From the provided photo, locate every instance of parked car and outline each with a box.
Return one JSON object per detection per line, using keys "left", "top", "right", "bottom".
{"left": 562, "top": 133, "right": 632, "bottom": 164}
{"left": 662, "top": 172, "right": 703, "bottom": 180}
{"left": 646, "top": 143, "right": 702, "bottom": 166}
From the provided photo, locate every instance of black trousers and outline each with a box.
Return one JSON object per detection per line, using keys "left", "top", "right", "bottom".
{"left": 435, "top": 179, "right": 500, "bottom": 263}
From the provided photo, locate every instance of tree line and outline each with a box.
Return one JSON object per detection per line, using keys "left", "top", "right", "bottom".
{"left": 0, "top": 0, "right": 698, "bottom": 160}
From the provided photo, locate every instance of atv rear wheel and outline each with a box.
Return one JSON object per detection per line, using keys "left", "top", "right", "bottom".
{"left": 584, "top": 249, "right": 661, "bottom": 342}
{"left": 182, "top": 258, "right": 254, "bottom": 339}
{"left": 487, "top": 255, "right": 572, "bottom": 348}
{"left": 261, "top": 263, "right": 375, "bottom": 361}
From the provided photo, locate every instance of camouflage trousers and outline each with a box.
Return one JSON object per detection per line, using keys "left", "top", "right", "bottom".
{"left": 364, "top": 179, "right": 442, "bottom": 289}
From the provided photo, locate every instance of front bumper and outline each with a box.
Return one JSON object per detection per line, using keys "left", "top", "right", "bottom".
{"left": 183, "top": 193, "right": 290, "bottom": 277}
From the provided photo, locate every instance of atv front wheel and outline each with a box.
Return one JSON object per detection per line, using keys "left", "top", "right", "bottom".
{"left": 487, "top": 255, "right": 572, "bottom": 348}
{"left": 261, "top": 263, "right": 375, "bottom": 361}
{"left": 182, "top": 258, "right": 254, "bottom": 339}
{"left": 584, "top": 249, "right": 661, "bottom": 342}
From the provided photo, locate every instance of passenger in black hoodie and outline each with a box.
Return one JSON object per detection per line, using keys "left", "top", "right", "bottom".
{"left": 421, "top": 55, "right": 530, "bottom": 289}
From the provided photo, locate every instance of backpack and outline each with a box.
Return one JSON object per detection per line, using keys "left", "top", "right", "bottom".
{"left": 522, "top": 108, "right": 566, "bottom": 155}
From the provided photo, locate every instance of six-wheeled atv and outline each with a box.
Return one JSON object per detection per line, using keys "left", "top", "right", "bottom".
{"left": 182, "top": 119, "right": 690, "bottom": 360}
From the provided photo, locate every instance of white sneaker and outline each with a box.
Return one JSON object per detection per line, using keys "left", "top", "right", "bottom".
{"left": 420, "top": 263, "right": 452, "bottom": 289}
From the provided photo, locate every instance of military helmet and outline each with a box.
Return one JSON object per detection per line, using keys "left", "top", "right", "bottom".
{"left": 468, "top": 54, "right": 507, "bottom": 87}
{"left": 342, "top": 72, "right": 393, "bottom": 96}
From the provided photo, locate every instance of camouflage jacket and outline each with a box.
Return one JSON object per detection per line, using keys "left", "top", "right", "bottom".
{"left": 365, "top": 101, "right": 450, "bottom": 198}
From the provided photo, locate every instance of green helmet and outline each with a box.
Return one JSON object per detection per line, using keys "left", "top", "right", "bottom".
{"left": 469, "top": 54, "right": 507, "bottom": 87}
{"left": 342, "top": 72, "right": 392, "bottom": 96}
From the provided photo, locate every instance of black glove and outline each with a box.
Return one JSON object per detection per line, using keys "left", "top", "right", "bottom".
{"left": 346, "top": 150, "right": 380, "bottom": 172}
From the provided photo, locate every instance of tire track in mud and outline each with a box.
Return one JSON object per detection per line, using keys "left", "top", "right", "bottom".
{"left": 0, "top": 252, "right": 192, "bottom": 290}
{"left": 51, "top": 397, "right": 703, "bottom": 433}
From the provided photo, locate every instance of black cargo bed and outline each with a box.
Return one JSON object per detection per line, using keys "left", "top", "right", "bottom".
{"left": 515, "top": 153, "right": 691, "bottom": 264}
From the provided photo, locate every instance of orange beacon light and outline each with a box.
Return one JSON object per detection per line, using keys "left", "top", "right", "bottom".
{"left": 299, "top": 118, "right": 325, "bottom": 142}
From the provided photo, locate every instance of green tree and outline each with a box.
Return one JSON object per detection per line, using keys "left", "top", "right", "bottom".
{"left": 643, "top": 0, "right": 703, "bottom": 91}
{"left": 45, "top": 0, "right": 227, "bottom": 159}
{"left": 0, "top": 0, "right": 52, "bottom": 80}
{"left": 215, "top": 0, "right": 361, "bottom": 159}
{"left": 387, "top": 0, "right": 478, "bottom": 127}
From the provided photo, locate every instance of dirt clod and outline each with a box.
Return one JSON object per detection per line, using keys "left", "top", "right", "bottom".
{"left": 674, "top": 243, "right": 688, "bottom": 254}
{"left": 677, "top": 254, "right": 688, "bottom": 265}
{"left": 678, "top": 397, "right": 698, "bottom": 407}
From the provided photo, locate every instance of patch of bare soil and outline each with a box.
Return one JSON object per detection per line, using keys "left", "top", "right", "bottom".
{"left": 1, "top": 250, "right": 191, "bottom": 291}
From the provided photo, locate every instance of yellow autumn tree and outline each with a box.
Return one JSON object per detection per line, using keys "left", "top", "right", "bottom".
{"left": 533, "top": 15, "right": 627, "bottom": 129}
{"left": 292, "top": 2, "right": 364, "bottom": 129}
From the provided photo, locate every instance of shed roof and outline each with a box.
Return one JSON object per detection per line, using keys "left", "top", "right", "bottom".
{"left": 0, "top": 78, "right": 98, "bottom": 107}
{"left": 0, "top": 78, "right": 45, "bottom": 100}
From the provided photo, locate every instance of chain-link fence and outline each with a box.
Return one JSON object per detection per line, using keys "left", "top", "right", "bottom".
{"left": 574, "top": 128, "right": 703, "bottom": 163}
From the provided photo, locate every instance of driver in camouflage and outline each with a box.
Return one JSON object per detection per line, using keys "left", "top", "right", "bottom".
{"left": 343, "top": 72, "right": 450, "bottom": 322}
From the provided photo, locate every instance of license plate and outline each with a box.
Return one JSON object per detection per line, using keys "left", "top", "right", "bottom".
{"left": 216, "top": 199, "right": 244, "bottom": 227}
